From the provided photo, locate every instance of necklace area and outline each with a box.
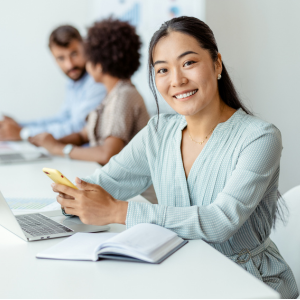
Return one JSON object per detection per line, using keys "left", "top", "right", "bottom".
{"left": 187, "top": 105, "right": 225, "bottom": 146}
{"left": 188, "top": 127, "right": 215, "bottom": 145}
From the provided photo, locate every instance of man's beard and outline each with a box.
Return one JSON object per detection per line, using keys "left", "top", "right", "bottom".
{"left": 66, "top": 66, "right": 86, "bottom": 81}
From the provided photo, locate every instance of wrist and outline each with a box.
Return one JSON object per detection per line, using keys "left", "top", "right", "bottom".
{"left": 113, "top": 200, "right": 128, "bottom": 225}
{"left": 20, "top": 127, "right": 30, "bottom": 140}
{"left": 63, "top": 144, "right": 74, "bottom": 158}
{"left": 53, "top": 143, "right": 66, "bottom": 156}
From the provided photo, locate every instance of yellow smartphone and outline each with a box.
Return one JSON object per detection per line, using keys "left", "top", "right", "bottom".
{"left": 42, "top": 168, "right": 78, "bottom": 190}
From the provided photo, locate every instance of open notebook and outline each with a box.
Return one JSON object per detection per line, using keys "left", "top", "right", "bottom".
{"left": 36, "top": 223, "right": 188, "bottom": 264}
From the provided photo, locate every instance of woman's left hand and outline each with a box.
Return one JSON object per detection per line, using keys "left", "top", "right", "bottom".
{"left": 52, "top": 177, "right": 128, "bottom": 225}
{"left": 29, "top": 133, "right": 66, "bottom": 156}
{"left": 29, "top": 133, "right": 60, "bottom": 154}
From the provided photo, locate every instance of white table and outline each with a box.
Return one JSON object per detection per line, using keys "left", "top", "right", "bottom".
{"left": 0, "top": 149, "right": 280, "bottom": 298}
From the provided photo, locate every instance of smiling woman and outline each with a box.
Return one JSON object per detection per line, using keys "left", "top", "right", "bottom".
{"left": 148, "top": 17, "right": 251, "bottom": 120}
{"left": 51, "top": 17, "right": 298, "bottom": 299}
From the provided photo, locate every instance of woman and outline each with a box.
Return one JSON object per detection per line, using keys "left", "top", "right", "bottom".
{"left": 30, "top": 18, "right": 149, "bottom": 165}
{"left": 51, "top": 17, "right": 298, "bottom": 298}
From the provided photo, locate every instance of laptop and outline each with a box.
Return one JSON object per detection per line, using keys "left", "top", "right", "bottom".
{"left": 0, "top": 152, "right": 51, "bottom": 164}
{"left": 0, "top": 191, "right": 109, "bottom": 241}
{"left": 0, "top": 142, "right": 51, "bottom": 165}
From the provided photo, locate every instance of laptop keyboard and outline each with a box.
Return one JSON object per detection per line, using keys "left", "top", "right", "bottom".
{"left": 0, "top": 153, "right": 24, "bottom": 162}
{"left": 16, "top": 213, "right": 74, "bottom": 237}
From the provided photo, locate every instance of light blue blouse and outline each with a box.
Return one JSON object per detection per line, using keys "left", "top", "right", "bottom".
{"left": 83, "top": 108, "right": 298, "bottom": 298}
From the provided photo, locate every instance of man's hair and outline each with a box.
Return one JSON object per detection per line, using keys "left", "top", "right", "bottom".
{"left": 49, "top": 25, "right": 82, "bottom": 48}
{"left": 84, "top": 18, "right": 141, "bottom": 79}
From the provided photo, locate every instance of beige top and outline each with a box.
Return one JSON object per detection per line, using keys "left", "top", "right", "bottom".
{"left": 86, "top": 80, "right": 150, "bottom": 147}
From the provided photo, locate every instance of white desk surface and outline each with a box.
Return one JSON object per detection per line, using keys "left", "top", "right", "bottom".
{"left": 0, "top": 148, "right": 280, "bottom": 299}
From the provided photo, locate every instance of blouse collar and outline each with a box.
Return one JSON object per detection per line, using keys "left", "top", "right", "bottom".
{"left": 179, "top": 108, "right": 246, "bottom": 132}
{"left": 99, "top": 80, "right": 132, "bottom": 107}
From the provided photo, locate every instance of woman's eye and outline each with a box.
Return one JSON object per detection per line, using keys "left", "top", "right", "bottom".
{"left": 183, "top": 61, "right": 195, "bottom": 67}
{"left": 157, "top": 68, "right": 167, "bottom": 74}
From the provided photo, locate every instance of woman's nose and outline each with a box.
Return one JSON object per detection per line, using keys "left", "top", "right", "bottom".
{"left": 171, "top": 69, "right": 188, "bottom": 87}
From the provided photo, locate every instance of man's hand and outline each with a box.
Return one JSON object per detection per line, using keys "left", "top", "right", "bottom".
{"left": 29, "top": 133, "right": 63, "bottom": 155}
{"left": 51, "top": 177, "right": 128, "bottom": 225}
{"left": 0, "top": 116, "right": 22, "bottom": 141}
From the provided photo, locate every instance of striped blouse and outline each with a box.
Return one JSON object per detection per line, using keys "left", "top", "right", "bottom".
{"left": 83, "top": 108, "right": 298, "bottom": 298}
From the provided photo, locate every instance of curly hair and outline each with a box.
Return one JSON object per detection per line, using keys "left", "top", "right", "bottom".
{"left": 84, "top": 18, "right": 142, "bottom": 79}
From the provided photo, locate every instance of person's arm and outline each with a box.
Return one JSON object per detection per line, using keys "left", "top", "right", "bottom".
{"left": 21, "top": 80, "right": 106, "bottom": 139}
{"left": 50, "top": 124, "right": 153, "bottom": 225}
{"left": 53, "top": 120, "right": 282, "bottom": 242}
{"left": 29, "top": 130, "right": 125, "bottom": 165}
{"left": 68, "top": 137, "right": 124, "bottom": 164}
{"left": 58, "top": 128, "right": 89, "bottom": 146}
{"left": 19, "top": 101, "right": 69, "bottom": 128}
{"left": 28, "top": 127, "right": 88, "bottom": 151}
{"left": 125, "top": 124, "right": 283, "bottom": 241}
{"left": 0, "top": 116, "right": 22, "bottom": 141}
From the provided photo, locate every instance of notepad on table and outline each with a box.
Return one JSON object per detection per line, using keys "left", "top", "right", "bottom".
{"left": 36, "top": 223, "right": 187, "bottom": 264}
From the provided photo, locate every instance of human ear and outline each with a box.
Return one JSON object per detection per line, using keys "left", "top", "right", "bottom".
{"left": 215, "top": 53, "right": 223, "bottom": 76}
{"left": 95, "top": 63, "right": 103, "bottom": 74}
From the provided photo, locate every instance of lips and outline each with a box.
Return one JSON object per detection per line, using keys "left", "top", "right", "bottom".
{"left": 67, "top": 68, "right": 80, "bottom": 75}
{"left": 173, "top": 89, "right": 198, "bottom": 99}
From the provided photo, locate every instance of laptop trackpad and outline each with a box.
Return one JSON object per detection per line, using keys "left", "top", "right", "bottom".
{"left": 49, "top": 215, "right": 83, "bottom": 226}
{"left": 43, "top": 210, "right": 109, "bottom": 233}
{"left": 50, "top": 214, "right": 109, "bottom": 233}
{"left": 64, "top": 216, "right": 83, "bottom": 225}
{"left": 42, "top": 210, "right": 82, "bottom": 224}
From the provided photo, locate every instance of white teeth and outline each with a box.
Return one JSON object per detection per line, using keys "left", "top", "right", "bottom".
{"left": 175, "top": 89, "right": 197, "bottom": 99}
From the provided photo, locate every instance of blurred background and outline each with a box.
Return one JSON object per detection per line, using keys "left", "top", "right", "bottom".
{"left": 0, "top": 0, "right": 299, "bottom": 194}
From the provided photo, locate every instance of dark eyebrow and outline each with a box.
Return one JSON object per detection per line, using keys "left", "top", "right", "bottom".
{"left": 153, "top": 60, "right": 167, "bottom": 66}
{"left": 153, "top": 51, "right": 198, "bottom": 66}
{"left": 178, "top": 51, "right": 198, "bottom": 59}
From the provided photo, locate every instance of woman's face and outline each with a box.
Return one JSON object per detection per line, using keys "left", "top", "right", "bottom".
{"left": 86, "top": 61, "right": 103, "bottom": 82}
{"left": 152, "top": 31, "right": 222, "bottom": 116}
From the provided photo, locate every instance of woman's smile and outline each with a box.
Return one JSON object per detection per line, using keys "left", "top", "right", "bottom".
{"left": 173, "top": 89, "right": 198, "bottom": 101}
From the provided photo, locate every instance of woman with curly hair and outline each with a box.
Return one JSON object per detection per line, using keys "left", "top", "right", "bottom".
{"left": 29, "top": 18, "right": 149, "bottom": 165}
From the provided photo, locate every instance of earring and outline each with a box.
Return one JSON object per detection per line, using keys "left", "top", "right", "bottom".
{"left": 217, "top": 74, "right": 221, "bottom": 80}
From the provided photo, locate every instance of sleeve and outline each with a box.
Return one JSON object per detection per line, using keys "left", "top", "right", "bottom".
{"left": 19, "top": 100, "right": 70, "bottom": 138}
{"left": 19, "top": 81, "right": 106, "bottom": 139}
{"left": 82, "top": 125, "right": 153, "bottom": 200}
{"left": 100, "top": 90, "right": 137, "bottom": 144}
{"left": 125, "top": 124, "right": 283, "bottom": 241}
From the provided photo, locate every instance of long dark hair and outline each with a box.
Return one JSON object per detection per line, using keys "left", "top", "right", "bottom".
{"left": 148, "top": 16, "right": 251, "bottom": 117}
{"left": 148, "top": 16, "right": 287, "bottom": 228}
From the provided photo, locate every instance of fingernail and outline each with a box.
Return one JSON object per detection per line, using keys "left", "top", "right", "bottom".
{"left": 76, "top": 177, "right": 82, "bottom": 184}
{"left": 51, "top": 183, "right": 55, "bottom": 187}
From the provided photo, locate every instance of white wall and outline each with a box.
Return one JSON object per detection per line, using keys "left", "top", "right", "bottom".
{"left": 205, "top": 0, "right": 300, "bottom": 193}
{"left": 0, "top": 0, "right": 89, "bottom": 121}
{"left": 87, "top": 0, "right": 206, "bottom": 115}
{"left": 1, "top": 0, "right": 298, "bottom": 193}
{"left": 0, "top": 0, "right": 205, "bottom": 121}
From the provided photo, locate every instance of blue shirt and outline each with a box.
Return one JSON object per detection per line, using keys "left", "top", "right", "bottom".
{"left": 83, "top": 109, "right": 298, "bottom": 298}
{"left": 20, "top": 72, "right": 106, "bottom": 139}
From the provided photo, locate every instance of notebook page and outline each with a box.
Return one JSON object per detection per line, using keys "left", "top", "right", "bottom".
{"left": 99, "top": 223, "right": 177, "bottom": 257}
{"left": 36, "top": 232, "right": 117, "bottom": 261}
{"left": 98, "top": 236, "right": 184, "bottom": 263}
